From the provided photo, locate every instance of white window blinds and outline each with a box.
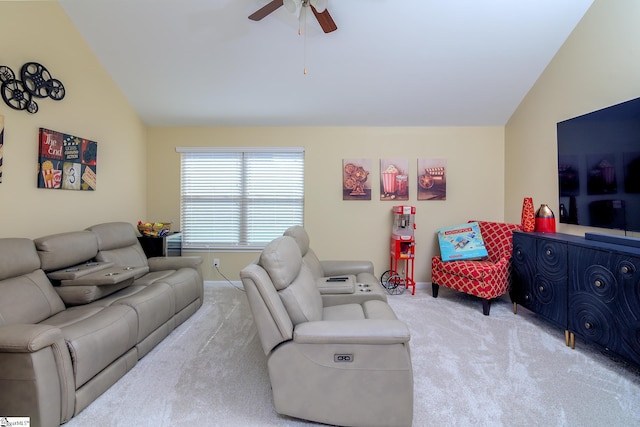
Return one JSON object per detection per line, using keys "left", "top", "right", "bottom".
{"left": 177, "top": 147, "right": 304, "bottom": 250}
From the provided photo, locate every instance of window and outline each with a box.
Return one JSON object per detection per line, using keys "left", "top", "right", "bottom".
{"left": 177, "top": 147, "right": 304, "bottom": 250}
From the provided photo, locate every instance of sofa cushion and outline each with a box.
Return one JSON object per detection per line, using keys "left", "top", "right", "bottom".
{"left": 259, "top": 236, "right": 304, "bottom": 291}
{"left": 433, "top": 258, "right": 497, "bottom": 281}
{"left": 283, "top": 225, "right": 310, "bottom": 256}
{"left": 132, "top": 270, "right": 173, "bottom": 286}
{"left": 54, "top": 282, "right": 135, "bottom": 306}
{"left": 0, "top": 238, "right": 41, "bottom": 281}
{"left": 0, "top": 270, "right": 66, "bottom": 325}
{"left": 35, "top": 231, "right": 99, "bottom": 271}
{"left": 322, "top": 303, "right": 365, "bottom": 320}
{"left": 87, "top": 222, "right": 149, "bottom": 274}
{"left": 41, "top": 304, "right": 138, "bottom": 388}
{"left": 87, "top": 222, "right": 140, "bottom": 251}
{"left": 303, "top": 248, "right": 327, "bottom": 279}
{"left": 260, "top": 237, "right": 323, "bottom": 325}
{"left": 0, "top": 238, "right": 66, "bottom": 325}
{"left": 94, "top": 246, "right": 149, "bottom": 272}
{"left": 277, "top": 270, "right": 323, "bottom": 325}
{"left": 322, "top": 300, "right": 398, "bottom": 321}
{"left": 155, "top": 268, "right": 202, "bottom": 314}
{"left": 283, "top": 226, "right": 325, "bottom": 278}
{"left": 114, "top": 282, "right": 175, "bottom": 342}
{"left": 79, "top": 285, "right": 147, "bottom": 308}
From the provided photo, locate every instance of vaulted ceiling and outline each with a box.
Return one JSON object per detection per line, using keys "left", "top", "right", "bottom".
{"left": 59, "top": 0, "right": 594, "bottom": 126}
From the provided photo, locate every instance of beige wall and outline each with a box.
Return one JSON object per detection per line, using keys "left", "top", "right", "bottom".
{"left": 505, "top": 0, "right": 640, "bottom": 239}
{"left": 147, "top": 126, "right": 506, "bottom": 282}
{"left": 0, "top": 1, "right": 147, "bottom": 238}
{"left": 15, "top": 1, "right": 633, "bottom": 286}
{"left": 1, "top": 2, "right": 506, "bottom": 285}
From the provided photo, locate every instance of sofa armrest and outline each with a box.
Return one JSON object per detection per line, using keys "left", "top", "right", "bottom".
{"left": 0, "top": 323, "right": 76, "bottom": 425}
{"left": 147, "top": 255, "right": 203, "bottom": 272}
{"left": 293, "top": 319, "right": 410, "bottom": 345}
{"left": 0, "top": 323, "right": 63, "bottom": 353}
{"left": 321, "top": 260, "right": 374, "bottom": 276}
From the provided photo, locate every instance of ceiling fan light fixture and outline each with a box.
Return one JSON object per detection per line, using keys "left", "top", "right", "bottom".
{"left": 283, "top": 0, "right": 300, "bottom": 13}
{"left": 310, "top": 0, "right": 327, "bottom": 13}
{"left": 283, "top": 0, "right": 327, "bottom": 15}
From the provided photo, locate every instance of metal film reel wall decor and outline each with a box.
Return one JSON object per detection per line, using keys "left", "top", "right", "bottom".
{"left": 0, "top": 62, "right": 66, "bottom": 114}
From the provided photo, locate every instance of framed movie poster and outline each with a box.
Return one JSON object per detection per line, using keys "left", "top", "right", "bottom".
{"left": 343, "top": 158, "right": 371, "bottom": 200}
{"left": 38, "top": 128, "right": 97, "bottom": 190}
{"left": 380, "top": 159, "right": 409, "bottom": 201}
{"left": 417, "top": 158, "right": 446, "bottom": 200}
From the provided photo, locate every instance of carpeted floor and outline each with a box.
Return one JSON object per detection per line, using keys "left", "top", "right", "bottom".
{"left": 66, "top": 283, "right": 640, "bottom": 427}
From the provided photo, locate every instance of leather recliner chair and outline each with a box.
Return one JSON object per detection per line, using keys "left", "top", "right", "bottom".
{"left": 240, "top": 236, "right": 414, "bottom": 427}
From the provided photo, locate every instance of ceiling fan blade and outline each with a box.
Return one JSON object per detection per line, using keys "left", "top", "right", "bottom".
{"left": 311, "top": 5, "right": 337, "bottom": 33}
{"left": 248, "top": 0, "right": 284, "bottom": 21}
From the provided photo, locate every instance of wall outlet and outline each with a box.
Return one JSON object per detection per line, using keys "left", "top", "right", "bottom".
{"left": 213, "top": 258, "right": 220, "bottom": 268}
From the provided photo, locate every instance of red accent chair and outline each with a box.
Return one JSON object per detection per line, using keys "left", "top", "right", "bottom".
{"left": 431, "top": 220, "right": 523, "bottom": 315}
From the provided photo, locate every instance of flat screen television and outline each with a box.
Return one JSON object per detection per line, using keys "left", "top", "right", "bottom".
{"left": 557, "top": 97, "right": 640, "bottom": 233}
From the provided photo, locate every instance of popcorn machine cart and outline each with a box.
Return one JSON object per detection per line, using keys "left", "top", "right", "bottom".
{"left": 381, "top": 205, "right": 416, "bottom": 295}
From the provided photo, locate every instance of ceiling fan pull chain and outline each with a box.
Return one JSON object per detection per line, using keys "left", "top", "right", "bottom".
{"left": 300, "top": 4, "right": 308, "bottom": 74}
{"left": 303, "top": 17, "right": 308, "bottom": 74}
{"left": 297, "top": 0, "right": 304, "bottom": 35}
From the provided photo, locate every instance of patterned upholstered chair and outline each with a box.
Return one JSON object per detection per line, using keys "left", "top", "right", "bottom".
{"left": 431, "top": 220, "right": 523, "bottom": 315}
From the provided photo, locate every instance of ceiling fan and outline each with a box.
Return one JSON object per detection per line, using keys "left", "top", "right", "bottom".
{"left": 249, "top": 0, "right": 337, "bottom": 33}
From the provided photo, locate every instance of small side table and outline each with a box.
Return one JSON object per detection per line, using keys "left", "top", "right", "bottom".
{"left": 137, "top": 232, "right": 182, "bottom": 258}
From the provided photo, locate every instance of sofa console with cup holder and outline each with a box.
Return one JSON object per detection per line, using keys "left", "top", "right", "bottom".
{"left": 283, "top": 225, "right": 389, "bottom": 303}
{"left": 0, "top": 222, "right": 203, "bottom": 427}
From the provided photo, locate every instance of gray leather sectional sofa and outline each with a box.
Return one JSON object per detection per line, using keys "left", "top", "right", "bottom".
{"left": 241, "top": 234, "right": 414, "bottom": 427}
{"left": 0, "top": 222, "right": 203, "bottom": 427}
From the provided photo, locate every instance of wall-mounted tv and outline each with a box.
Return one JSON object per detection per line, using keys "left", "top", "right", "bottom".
{"left": 557, "top": 97, "right": 640, "bottom": 233}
